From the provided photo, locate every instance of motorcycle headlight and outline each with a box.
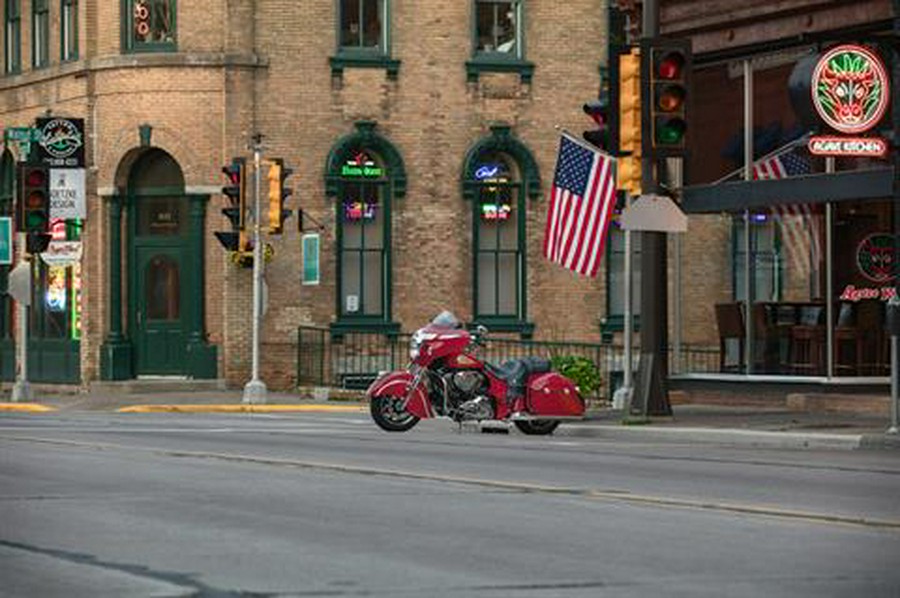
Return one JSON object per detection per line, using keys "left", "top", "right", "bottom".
{"left": 409, "top": 336, "right": 422, "bottom": 360}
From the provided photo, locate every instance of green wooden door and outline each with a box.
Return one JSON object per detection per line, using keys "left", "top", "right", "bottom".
{"left": 133, "top": 244, "right": 185, "bottom": 374}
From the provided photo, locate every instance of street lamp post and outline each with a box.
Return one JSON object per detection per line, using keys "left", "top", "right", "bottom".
{"left": 243, "top": 134, "right": 267, "bottom": 404}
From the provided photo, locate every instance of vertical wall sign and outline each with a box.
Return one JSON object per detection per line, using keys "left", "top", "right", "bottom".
{"left": 302, "top": 233, "right": 320, "bottom": 285}
{"left": 808, "top": 44, "right": 890, "bottom": 157}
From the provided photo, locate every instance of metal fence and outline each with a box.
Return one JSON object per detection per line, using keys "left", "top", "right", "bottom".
{"left": 297, "top": 325, "right": 724, "bottom": 399}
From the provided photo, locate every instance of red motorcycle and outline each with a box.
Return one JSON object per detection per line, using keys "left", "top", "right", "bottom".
{"left": 367, "top": 312, "right": 585, "bottom": 435}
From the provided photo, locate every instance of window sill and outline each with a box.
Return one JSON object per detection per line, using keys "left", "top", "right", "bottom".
{"left": 466, "top": 56, "right": 534, "bottom": 84}
{"left": 471, "top": 317, "right": 534, "bottom": 340}
{"left": 600, "top": 315, "right": 641, "bottom": 344}
{"left": 125, "top": 43, "right": 178, "bottom": 54}
{"left": 330, "top": 54, "right": 401, "bottom": 80}
{"left": 330, "top": 319, "right": 401, "bottom": 340}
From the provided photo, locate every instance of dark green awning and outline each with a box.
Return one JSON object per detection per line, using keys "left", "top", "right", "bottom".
{"left": 681, "top": 167, "right": 895, "bottom": 214}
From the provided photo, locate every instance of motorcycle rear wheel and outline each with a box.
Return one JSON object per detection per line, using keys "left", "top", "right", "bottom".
{"left": 513, "top": 420, "right": 560, "bottom": 435}
{"left": 370, "top": 395, "right": 420, "bottom": 432}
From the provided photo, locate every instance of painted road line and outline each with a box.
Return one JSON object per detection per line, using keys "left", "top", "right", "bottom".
{"left": 116, "top": 404, "right": 366, "bottom": 414}
{"left": 0, "top": 403, "right": 57, "bottom": 412}
{"left": 6, "top": 434, "right": 900, "bottom": 532}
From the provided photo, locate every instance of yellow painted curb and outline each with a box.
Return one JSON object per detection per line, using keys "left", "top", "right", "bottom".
{"left": 0, "top": 403, "right": 57, "bottom": 412}
{"left": 116, "top": 404, "right": 366, "bottom": 414}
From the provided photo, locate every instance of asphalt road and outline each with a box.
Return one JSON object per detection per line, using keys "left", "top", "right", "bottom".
{"left": 2, "top": 411, "right": 899, "bottom": 597}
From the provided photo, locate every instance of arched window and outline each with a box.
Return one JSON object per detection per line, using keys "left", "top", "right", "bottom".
{"left": 325, "top": 122, "right": 405, "bottom": 335}
{"left": 462, "top": 125, "right": 540, "bottom": 337}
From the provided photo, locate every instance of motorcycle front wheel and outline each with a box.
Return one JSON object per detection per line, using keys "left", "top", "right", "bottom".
{"left": 513, "top": 420, "right": 560, "bottom": 435}
{"left": 370, "top": 395, "right": 420, "bottom": 432}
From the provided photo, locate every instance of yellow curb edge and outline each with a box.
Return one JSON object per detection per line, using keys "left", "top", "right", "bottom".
{"left": 0, "top": 403, "right": 57, "bottom": 412}
{"left": 116, "top": 404, "right": 366, "bottom": 414}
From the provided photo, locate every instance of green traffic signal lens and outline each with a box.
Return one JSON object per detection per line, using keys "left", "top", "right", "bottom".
{"left": 656, "top": 118, "right": 686, "bottom": 145}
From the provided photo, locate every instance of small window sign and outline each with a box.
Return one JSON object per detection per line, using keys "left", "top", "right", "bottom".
{"left": 341, "top": 151, "right": 384, "bottom": 178}
{"left": 0, "top": 217, "right": 12, "bottom": 265}
{"left": 302, "top": 233, "right": 320, "bottom": 285}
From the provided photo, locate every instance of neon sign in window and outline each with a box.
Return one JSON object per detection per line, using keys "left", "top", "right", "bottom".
{"left": 343, "top": 199, "right": 377, "bottom": 221}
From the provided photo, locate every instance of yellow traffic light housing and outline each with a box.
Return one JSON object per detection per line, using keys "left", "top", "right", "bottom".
{"left": 617, "top": 49, "right": 642, "bottom": 196}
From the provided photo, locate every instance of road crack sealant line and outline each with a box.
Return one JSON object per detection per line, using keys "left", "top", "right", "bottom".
{"left": 4, "top": 434, "right": 900, "bottom": 532}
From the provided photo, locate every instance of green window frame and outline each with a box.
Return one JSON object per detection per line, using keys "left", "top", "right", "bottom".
{"left": 462, "top": 125, "right": 540, "bottom": 338}
{"left": 61, "top": 0, "right": 78, "bottom": 61}
{"left": 32, "top": 0, "right": 49, "bottom": 68}
{"left": 331, "top": 0, "right": 399, "bottom": 79}
{"left": 122, "top": 0, "right": 176, "bottom": 53}
{"left": 467, "top": 0, "right": 533, "bottom": 83}
{"left": 5, "top": 0, "right": 21, "bottom": 74}
{"left": 324, "top": 121, "right": 405, "bottom": 336}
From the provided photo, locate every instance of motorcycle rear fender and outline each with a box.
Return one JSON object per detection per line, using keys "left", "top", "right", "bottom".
{"left": 367, "top": 371, "right": 433, "bottom": 418}
{"left": 526, "top": 372, "right": 585, "bottom": 417}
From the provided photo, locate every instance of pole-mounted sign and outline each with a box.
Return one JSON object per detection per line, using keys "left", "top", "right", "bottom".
{"left": 807, "top": 44, "right": 890, "bottom": 158}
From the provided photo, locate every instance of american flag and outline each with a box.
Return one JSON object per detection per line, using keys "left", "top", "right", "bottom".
{"left": 543, "top": 134, "right": 616, "bottom": 277}
{"left": 753, "top": 149, "right": 822, "bottom": 278}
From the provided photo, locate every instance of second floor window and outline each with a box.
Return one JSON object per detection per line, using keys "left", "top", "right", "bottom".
{"left": 5, "top": 0, "right": 21, "bottom": 74}
{"left": 32, "top": 0, "right": 48, "bottom": 68}
{"left": 61, "top": 0, "right": 78, "bottom": 61}
{"left": 475, "top": 0, "right": 521, "bottom": 58}
{"left": 340, "top": 0, "right": 385, "bottom": 53}
{"left": 125, "top": 0, "right": 175, "bottom": 52}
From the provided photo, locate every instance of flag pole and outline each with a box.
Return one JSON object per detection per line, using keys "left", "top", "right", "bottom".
{"left": 711, "top": 131, "right": 813, "bottom": 185}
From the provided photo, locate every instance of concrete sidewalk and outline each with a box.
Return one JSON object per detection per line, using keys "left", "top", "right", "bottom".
{"left": 1, "top": 386, "right": 898, "bottom": 451}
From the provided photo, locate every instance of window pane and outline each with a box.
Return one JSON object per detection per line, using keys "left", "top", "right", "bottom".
{"left": 477, "top": 253, "right": 496, "bottom": 314}
{"left": 362, "top": 0, "right": 381, "bottom": 48}
{"left": 476, "top": 1, "right": 517, "bottom": 54}
{"left": 497, "top": 253, "right": 517, "bottom": 314}
{"left": 341, "top": 252, "right": 361, "bottom": 314}
{"left": 363, "top": 250, "right": 383, "bottom": 315}
{"left": 133, "top": 0, "right": 173, "bottom": 45}
{"left": 137, "top": 197, "right": 183, "bottom": 236}
{"left": 340, "top": 0, "right": 360, "bottom": 47}
{"left": 145, "top": 256, "right": 179, "bottom": 321}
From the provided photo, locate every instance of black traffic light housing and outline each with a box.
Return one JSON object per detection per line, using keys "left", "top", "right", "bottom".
{"left": 582, "top": 94, "right": 612, "bottom": 153}
{"left": 16, "top": 163, "right": 52, "bottom": 254}
{"left": 267, "top": 158, "right": 294, "bottom": 235}
{"left": 215, "top": 157, "right": 247, "bottom": 252}
{"left": 642, "top": 37, "right": 691, "bottom": 158}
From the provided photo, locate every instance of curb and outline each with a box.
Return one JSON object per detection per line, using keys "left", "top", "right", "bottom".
{"left": 115, "top": 404, "right": 367, "bottom": 414}
{"left": 0, "top": 403, "right": 57, "bottom": 413}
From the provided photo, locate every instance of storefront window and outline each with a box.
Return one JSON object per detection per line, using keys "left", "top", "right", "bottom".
{"left": 338, "top": 150, "right": 387, "bottom": 319}
{"left": 30, "top": 220, "right": 82, "bottom": 341}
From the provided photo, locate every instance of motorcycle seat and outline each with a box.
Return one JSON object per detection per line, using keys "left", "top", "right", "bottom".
{"left": 485, "top": 357, "right": 552, "bottom": 395}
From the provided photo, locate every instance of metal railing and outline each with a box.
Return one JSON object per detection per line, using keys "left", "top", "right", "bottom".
{"left": 297, "top": 325, "right": 724, "bottom": 397}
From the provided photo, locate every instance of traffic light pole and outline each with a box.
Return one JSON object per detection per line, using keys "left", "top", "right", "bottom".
{"left": 10, "top": 233, "right": 31, "bottom": 403}
{"left": 243, "top": 135, "right": 267, "bottom": 404}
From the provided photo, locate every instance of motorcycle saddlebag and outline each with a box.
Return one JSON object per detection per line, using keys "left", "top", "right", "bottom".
{"left": 526, "top": 372, "right": 584, "bottom": 417}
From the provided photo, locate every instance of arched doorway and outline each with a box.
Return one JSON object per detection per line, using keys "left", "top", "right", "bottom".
{"left": 127, "top": 149, "right": 192, "bottom": 375}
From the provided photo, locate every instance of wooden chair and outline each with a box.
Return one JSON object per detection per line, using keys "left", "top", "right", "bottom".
{"left": 715, "top": 303, "right": 745, "bottom": 373}
{"left": 833, "top": 303, "right": 864, "bottom": 376}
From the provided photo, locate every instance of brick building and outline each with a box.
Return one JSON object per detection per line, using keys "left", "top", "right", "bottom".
{"left": 0, "top": 1, "right": 617, "bottom": 390}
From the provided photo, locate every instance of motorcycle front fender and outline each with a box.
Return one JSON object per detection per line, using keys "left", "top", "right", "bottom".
{"left": 366, "top": 371, "right": 433, "bottom": 419}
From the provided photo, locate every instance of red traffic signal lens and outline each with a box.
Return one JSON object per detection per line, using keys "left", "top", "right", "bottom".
{"left": 25, "top": 168, "right": 47, "bottom": 187}
{"left": 25, "top": 190, "right": 46, "bottom": 209}
{"left": 657, "top": 52, "right": 684, "bottom": 80}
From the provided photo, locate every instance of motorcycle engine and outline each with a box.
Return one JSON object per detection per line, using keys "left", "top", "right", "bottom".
{"left": 450, "top": 370, "right": 488, "bottom": 396}
{"left": 446, "top": 370, "right": 492, "bottom": 421}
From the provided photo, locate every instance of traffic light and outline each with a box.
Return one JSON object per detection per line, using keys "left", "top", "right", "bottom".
{"left": 16, "top": 163, "right": 52, "bottom": 254}
{"left": 618, "top": 48, "right": 642, "bottom": 196}
{"left": 215, "top": 157, "right": 247, "bottom": 252}
{"left": 582, "top": 96, "right": 611, "bottom": 152}
{"left": 645, "top": 38, "right": 691, "bottom": 156}
{"left": 267, "top": 158, "right": 293, "bottom": 235}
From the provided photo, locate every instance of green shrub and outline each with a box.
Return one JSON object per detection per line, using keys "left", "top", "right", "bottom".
{"left": 551, "top": 355, "right": 602, "bottom": 396}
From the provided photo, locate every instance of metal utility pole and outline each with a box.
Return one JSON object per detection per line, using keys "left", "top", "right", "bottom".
{"left": 632, "top": 0, "right": 673, "bottom": 417}
{"left": 10, "top": 234, "right": 32, "bottom": 403}
{"left": 243, "top": 134, "right": 267, "bottom": 404}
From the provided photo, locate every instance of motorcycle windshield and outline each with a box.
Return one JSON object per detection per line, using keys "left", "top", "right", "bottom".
{"left": 431, "top": 310, "right": 461, "bottom": 328}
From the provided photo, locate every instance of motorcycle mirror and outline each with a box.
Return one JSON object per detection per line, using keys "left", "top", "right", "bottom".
{"left": 476, "top": 325, "right": 488, "bottom": 336}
